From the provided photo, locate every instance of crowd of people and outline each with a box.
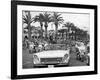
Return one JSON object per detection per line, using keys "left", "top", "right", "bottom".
{"left": 23, "top": 36, "right": 49, "bottom": 53}
{"left": 23, "top": 35, "right": 90, "bottom": 56}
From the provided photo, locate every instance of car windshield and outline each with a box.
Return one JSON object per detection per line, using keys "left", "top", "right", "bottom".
{"left": 45, "top": 44, "right": 68, "bottom": 50}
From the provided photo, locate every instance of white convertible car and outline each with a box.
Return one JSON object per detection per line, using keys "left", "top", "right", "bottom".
{"left": 33, "top": 50, "right": 70, "bottom": 68}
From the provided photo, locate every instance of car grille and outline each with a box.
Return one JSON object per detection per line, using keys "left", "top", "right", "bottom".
{"left": 40, "top": 57, "right": 62, "bottom": 64}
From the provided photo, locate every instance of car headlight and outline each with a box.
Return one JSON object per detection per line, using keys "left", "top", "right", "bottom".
{"left": 62, "top": 54, "right": 69, "bottom": 63}
{"left": 33, "top": 55, "right": 40, "bottom": 64}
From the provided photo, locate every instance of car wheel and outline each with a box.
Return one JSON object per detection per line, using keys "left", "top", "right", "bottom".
{"left": 86, "top": 56, "right": 90, "bottom": 65}
{"left": 29, "top": 50, "right": 32, "bottom": 54}
{"left": 80, "top": 57, "right": 84, "bottom": 62}
{"left": 76, "top": 54, "right": 81, "bottom": 60}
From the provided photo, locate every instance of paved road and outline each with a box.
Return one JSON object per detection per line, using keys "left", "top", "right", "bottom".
{"left": 23, "top": 49, "right": 33, "bottom": 69}
{"left": 69, "top": 52, "right": 87, "bottom": 66}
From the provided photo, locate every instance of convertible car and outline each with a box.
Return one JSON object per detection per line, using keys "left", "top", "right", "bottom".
{"left": 33, "top": 50, "right": 70, "bottom": 68}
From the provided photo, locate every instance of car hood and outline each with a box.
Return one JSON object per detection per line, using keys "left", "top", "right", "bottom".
{"left": 33, "top": 50, "right": 69, "bottom": 58}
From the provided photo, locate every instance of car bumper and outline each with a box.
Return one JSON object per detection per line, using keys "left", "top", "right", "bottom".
{"left": 33, "top": 57, "right": 70, "bottom": 68}
{"left": 33, "top": 63, "right": 69, "bottom": 68}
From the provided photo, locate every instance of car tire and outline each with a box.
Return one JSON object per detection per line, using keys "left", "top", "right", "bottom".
{"left": 76, "top": 55, "right": 80, "bottom": 60}
{"left": 86, "top": 56, "right": 90, "bottom": 66}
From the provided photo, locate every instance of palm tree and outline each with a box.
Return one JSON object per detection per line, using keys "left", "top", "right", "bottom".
{"left": 34, "top": 13, "right": 44, "bottom": 38}
{"left": 71, "top": 26, "right": 77, "bottom": 40}
{"left": 63, "top": 22, "right": 75, "bottom": 39}
{"left": 75, "top": 27, "right": 86, "bottom": 40}
{"left": 23, "top": 11, "right": 34, "bottom": 41}
{"left": 43, "top": 12, "right": 52, "bottom": 39}
{"left": 52, "top": 12, "right": 63, "bottom": 40}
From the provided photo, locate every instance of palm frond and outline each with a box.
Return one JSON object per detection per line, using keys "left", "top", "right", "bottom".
{"left": 23, "top": 15, "right": 28, "bottom": 24}
{"left": 43, "top": 12, "right": 52, "bottom": 23}
{"left": 52, "top": 12, "right": 63, "bottom": 25}
{"left": 34, "top": 13, "right": 44, "bottom": 23}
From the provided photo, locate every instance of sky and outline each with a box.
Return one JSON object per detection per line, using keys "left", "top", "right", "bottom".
{"left": 23, "top": 11, "right": 90, "bottom": 33}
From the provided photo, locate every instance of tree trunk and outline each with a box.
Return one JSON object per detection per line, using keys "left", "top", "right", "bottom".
{"left": 55, "top": 24, "right": 58, "bottom": 40}
{"left": 66, "top": 30, "right": 68, "bottom": 39}
{"left": 40, "top": 23, "right": 43, "bottom": 39}
{"left": 27, "top": 11, "right": 31, "bottom": 42}
{"left": 28, "top": 24, "right": 31, "bottom": 41}
{"left": 45, "top": 23, "right": 48, "bottom": 39}
{"left": 67, "top": 28, "right": 70, "bottom": 39}
{"left": 74, "top": 32, "right": 76, "bottom": 41}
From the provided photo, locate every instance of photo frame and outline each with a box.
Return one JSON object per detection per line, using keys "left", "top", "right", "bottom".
{"left": 11, "top": 0, "right": 97, "bottom": 79}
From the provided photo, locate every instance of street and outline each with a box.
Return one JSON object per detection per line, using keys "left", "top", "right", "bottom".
{"left": 69, "top": 52, "right": 87, "bottom": 66}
